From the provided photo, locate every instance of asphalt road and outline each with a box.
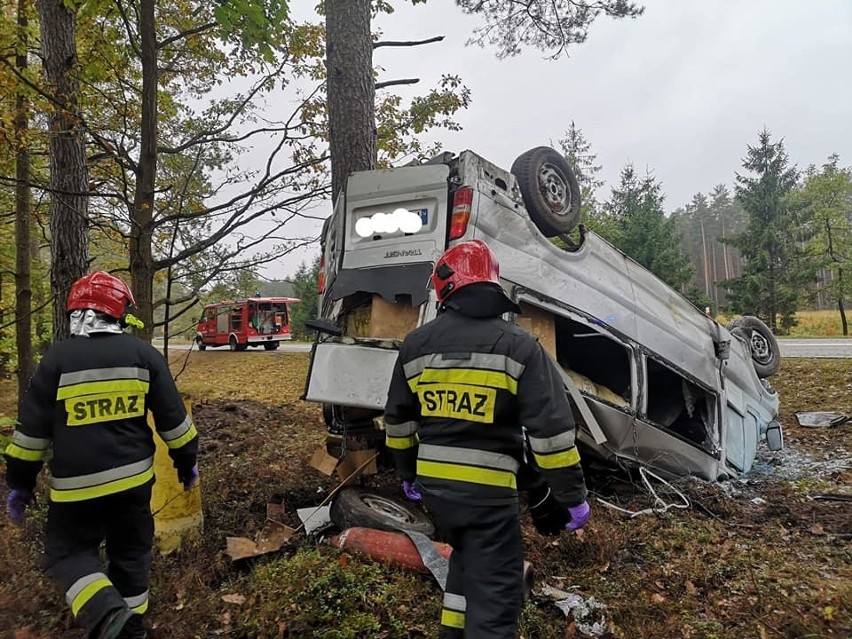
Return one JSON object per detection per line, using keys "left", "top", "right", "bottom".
{"left": 777, "top": 338, "right": 852, "bottom": 359}
{"left": 157, "top": 339, "right": 851, "bottom": 358}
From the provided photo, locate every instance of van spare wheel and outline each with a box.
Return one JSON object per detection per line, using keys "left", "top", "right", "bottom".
{"left": 511, "top": 146, "right": 581, "bottom": 237}
{"left": 330, "top": 486, "right": 435, "bottom": 537}
{"left": 731, "top": 315, "right": 780, "bottom": 378}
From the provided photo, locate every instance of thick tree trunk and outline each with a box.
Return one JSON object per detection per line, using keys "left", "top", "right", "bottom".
{"left": 15, "top": 0, "right": 34, "bottom": 408}
{"left": 326, "top": 0, "right": 376, "bottom": 203}
{"left": 129, "top": 0, "right": 157, "bottom": 343}
{"left": 38, "top": 0, "right": 89, "bottom": 341}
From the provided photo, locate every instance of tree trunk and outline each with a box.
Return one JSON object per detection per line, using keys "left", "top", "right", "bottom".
{"left": 38, "top": 0, "right": 89, "bottom": 341}
{"left": 129, "top": 0, "right": 157, "bottom": 343}
{"left": 326, "top": 0, "right": 376, "bottom": 203}
{"left": 838, "top": 268, "right": 848, "bottom": 337}
{"left": 15, "top": 0, "right": 34, "bottom": 408}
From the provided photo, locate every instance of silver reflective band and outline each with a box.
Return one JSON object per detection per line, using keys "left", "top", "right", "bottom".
{"left": 385, "top": 420, "right": 419, "bottom": 437}
{"left": 418, "top": 444, "right": 520, "bottom": 473}
{"left": 403, "top": 353, "right": 525, "bottom": 380}
{"left": 528, "top": 430, "right": 576, "bottom": 454}
{"left": 66, "top": 572, "right": 109, "bottom": 606}
{"left": 59, "top": 366, "right": 150, "bottom": 386}
{"left": 124, "top": 591, "right": 149, "bottom": 608}
{"left": 443, "top": 592, "right": 467, "bottom": 611}
{"left": 159, "top": 415, "right": 193, "bottom": 441}
{"left": 12, "top": 431, "right": 51, "bottom": 450}
{"left": 51, "top": 457, "right": 154, "bottom": 490}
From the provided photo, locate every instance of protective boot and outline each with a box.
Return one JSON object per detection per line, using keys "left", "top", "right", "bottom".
{"left": 117, "top": 614, "right": 148, "bottom": 639}
{"left": 91, "top": 607, "right": 135, "bottom": 639}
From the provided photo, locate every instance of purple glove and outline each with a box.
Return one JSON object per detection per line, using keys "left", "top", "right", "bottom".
{"left": 566, "top": 501, "right": 590, "bottom": 531}
{"left": 7, "top": 490, "right": 33, "bottom": 525}
{"left": 402, "top": 480, "right": 422, "bottom": 502}
{"left": 179, "top": 465, "right": 199, "bottom": 491}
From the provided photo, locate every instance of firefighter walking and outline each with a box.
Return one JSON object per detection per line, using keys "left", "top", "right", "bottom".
{"left": 4, "top": 272, "right": 199, "bottom": 639}
{"left": 384, "top": 239, "right": 590, "bottom": 639}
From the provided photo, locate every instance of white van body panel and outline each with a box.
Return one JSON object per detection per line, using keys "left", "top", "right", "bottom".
{"left": 305, "top": 149, "right": 781, "bottom": 481}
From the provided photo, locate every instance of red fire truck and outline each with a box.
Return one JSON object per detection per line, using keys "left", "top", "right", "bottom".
{"left": 195, "top": 296, "right": 299, "bottom": 351}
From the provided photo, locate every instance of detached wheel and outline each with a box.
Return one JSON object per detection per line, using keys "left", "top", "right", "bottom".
{"left": 732, "top": 316, "right": 780, "bottom": 378}
{"left": 229, "top": 335, "right": 238, "bottom": 351}
{"left": 511, "top": 146, "right": 581, "bottom": 237}
{"left": 330, "top": 486, "right": 435, "bottom": 537}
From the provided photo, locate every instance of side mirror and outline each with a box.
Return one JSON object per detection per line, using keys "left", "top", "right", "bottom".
{"left": 765, "top": 420, "right": 784, "bottom": 451}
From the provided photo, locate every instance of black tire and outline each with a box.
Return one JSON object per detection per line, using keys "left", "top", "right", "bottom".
{"left": 510, "top": 146, "right": 581, "bottom": 237}
{"left": 229, "top": 335, "right": 238, "bottom": 351}
{"left": 263, "top": 342, "right": 279, "bottom": 351}
{"left": 726, "top": 317, "right": 742, "bottom": 331}
{"left": 330, "top": 486, "right": 435, "bottom": 537}
{"left": 197, "top": 341, "right": 206, "bottom": 351}
{"left": 731, "top": 316, "right": 780, "bottom": 378}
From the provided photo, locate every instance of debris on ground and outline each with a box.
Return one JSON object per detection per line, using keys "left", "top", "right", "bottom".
{"left": 795, "top": 411, "right": 850, "bottom": 428}
{"left": 538, "top": 585, "right": 608, "bottom": 637}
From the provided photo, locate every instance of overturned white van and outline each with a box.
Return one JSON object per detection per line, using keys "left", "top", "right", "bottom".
{"left": 303, "top": 147, "right": 783, "bottom": 481}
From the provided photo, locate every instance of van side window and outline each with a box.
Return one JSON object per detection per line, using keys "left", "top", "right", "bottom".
{"left": 645, "top": 357, "right": 717, "bottom": 453}
{"left": 553, "top": 315, "right": 631, "bottom": 409}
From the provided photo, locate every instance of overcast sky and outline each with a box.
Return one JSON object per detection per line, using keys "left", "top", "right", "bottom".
{"left": 266, "top": 0, "right": 852, "bottom": 280}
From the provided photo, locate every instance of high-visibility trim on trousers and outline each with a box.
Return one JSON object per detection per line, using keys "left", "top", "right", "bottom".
{"left": 66, "top": 572, "right": 112, "bottom": 617}
{"left": 441, "top": 591, "right": 467, "bottom": 628}
{"left": 50, "top": 457, "right": 154, "bottom": 502}
{"left": 124, "top": 590, "right": 149, "bottom": 614}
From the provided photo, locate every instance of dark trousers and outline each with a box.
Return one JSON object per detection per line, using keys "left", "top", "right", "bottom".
{"left": 44, "top": 483, "right": 154, "bottom": 637}
{"left": 425, "top": 495, "right": 524, "bottom": 639}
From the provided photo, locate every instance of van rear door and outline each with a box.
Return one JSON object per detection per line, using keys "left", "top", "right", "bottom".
{"left": 328, "top": 164, "right": 450, "bottom": 307}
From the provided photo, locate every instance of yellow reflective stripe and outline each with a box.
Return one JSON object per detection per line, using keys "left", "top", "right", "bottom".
{"left": 132, "top": 599, "right": 149, "bottom": 614}
{"left": 4, "top": 443, "right": 48, "bottom": 462}
{"left": 417, "top": 460, "right": 517, "bottom": 489}
{"left": 50, "top": 466, "right": 154, "bottom": 503}
{"left": 406, "top": 374, "right": 421, "bottom": 393}
{"left": 71, "top": 578, "right": 111, "bottom": 616}
{"left": 57, "top": 379, "right": 149, "bottom": 400}
{"left": 166, "top": 423, "right": 197, "bottom": 450}
{"left": 418, "top": 368, "right": 518, "bottom": 394}
{"left": 386, "top": 434, "right": 418, "bottom": 450}
{"left": 533, "top": 446, "right": 581, "bottom": 470}
{"left": 441, "top": 608, "right": 465, "bottom": 629}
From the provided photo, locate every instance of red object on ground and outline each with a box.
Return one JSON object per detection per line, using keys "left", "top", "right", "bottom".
{"left": 329, "top": 527, "right": 534, "bottom": 597}
{"left": 330, "top": 527, "right": 452, "bottom": 573}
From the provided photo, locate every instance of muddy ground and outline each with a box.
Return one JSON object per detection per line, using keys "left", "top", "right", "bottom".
{"left": 0, "top": 354, "right": 850, "bottom": 638}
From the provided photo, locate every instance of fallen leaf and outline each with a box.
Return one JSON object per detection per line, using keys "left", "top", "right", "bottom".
{"left": 650, "top": 593, "right": 666, "bottom": 604}
{"left": 809, "top": 523, "right": 824, "bottom": 535}
{"left": 685, "top": 580, "right": 698, "bottom": 596}
{"left": 222, "top": 594, "right": 246, "bottom": 605}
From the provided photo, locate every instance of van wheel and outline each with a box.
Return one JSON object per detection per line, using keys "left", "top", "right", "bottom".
{"left": 330, "top": 487, "right": 435, "bottom": 537}
{"left": 229, "top": 335, "right": 238, "bottom": 351}
{"left": 511, "top": 146, "right": 581, "bottom": 237}
{"left": 731, "top": 316, "right": 780, "bottom": 378}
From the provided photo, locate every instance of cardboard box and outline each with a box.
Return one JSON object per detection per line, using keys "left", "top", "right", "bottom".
{"left": 343, "top": 295, "right": 420, "bottom": 339}
{"left": 516, "top": 302, "right": 557, "bottom": 358}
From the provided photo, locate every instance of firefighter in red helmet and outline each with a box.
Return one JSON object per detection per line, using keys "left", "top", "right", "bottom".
{"left": 4, "top": 271, "right": 199, "bottom": 639}
{"left": 384, "top": 239, "right": 590, "bottom": 639}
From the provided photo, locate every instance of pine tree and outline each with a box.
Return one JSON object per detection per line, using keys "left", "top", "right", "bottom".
{"left": 605, "top": 165, "right": 693, "bottom": 291}
{"left": 725, "top": 129, "right": 811, "bottom": 332}
{"left": 556, "top": 121, "right": 605, "bottom": 232}
{"left": 289, "top": 257, "right": 320, "bottom": 340}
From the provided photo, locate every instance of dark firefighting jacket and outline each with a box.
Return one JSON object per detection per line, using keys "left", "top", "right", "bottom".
{"left": 384, "top": 288, "right": 587, "bottom": 507}
{"left": 4, "top": 332, "right": 198, "bottom": 502}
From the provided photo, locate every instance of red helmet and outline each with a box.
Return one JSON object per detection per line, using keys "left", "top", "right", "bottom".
{"left": 67, "top": 271, "right": 136, "bottom": 320}
{"left": 431, "top": 239, "right": 501, "bottom": 303}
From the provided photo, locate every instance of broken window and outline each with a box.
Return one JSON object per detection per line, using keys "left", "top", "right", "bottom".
{"left": 645, "top": 357, "right": 718, "bottom": 454}
{"left": 553, "top": 315, "right": 632, "bottom": 410}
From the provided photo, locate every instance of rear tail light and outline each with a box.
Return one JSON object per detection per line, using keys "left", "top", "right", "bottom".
{"left": 449, "top": 187, "right": 473, "bottom": 240}
{"left": 318, "top": 255, "right": 326, "bottom": 294}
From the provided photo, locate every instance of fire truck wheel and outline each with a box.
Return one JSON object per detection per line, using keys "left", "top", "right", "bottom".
{"left": 197, "top": 341, "right": 206, "bottom": 351}
{"left": 263, "top": 342, "right": 279, "bottom": 351}
{"left": 229, "top": 335, "right": 238, "bottom": 351}
{"left": 511, "top": 146, "right": 581, "bottom": 237}
{"left": 331, "top": 487, "right": 435, "bottom": 537}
